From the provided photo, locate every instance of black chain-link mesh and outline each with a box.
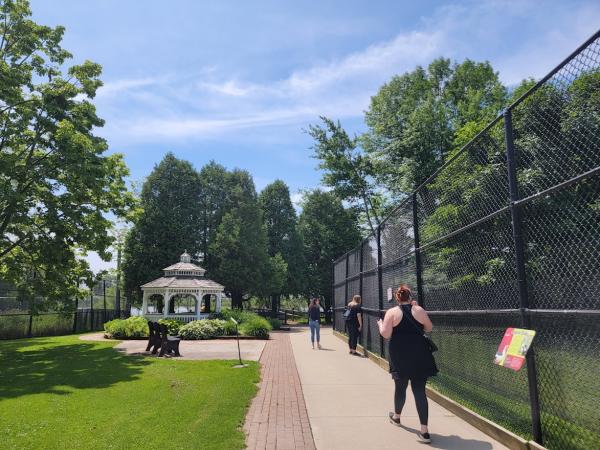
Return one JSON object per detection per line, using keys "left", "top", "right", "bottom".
{"left": 381, "top": 199, "right": 414, "bottom": 264}
{"left": 429, "top": 312, "right": 532, "bottom": 438}
{"left": 332, "top": 31, "right": 600, "bottom": 449}
{"left": 420, "top": 210, "right": 519, "bottom": 311}
{"left": 522, "top": 174, "right": 600, "bottom": 310}
{"left": 417, "top": 122, "right": 510, "bottom": 245}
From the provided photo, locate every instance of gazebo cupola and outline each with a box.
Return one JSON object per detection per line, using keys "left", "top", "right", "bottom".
{"left": 140, "top": 251, "right": 224, "bottom": 322}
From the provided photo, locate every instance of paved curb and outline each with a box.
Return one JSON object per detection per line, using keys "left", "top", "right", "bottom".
{"left": 332, "top": 330, "right": 546, "bottom": 450}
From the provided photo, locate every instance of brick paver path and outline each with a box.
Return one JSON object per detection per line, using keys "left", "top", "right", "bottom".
{"left": 244, "top": 331, "right": 316, "bottom": 450}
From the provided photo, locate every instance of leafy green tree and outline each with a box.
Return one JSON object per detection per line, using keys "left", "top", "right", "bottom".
{"left": 0, "top": 0, "right": 133, "bottom": 306}
{"left": 123, "top": 153, "right": 202, "bottom": 302}
{"left": 198, "top": 161, "right": 229, "bottom": 275}
{"left": 364, "top": 58, "right": 506, "bottom": 194}
{"left": 259, "top": 180, "right": 306, "bottom": 311}
{"left": 308, "top": 117, "right": 386, "bottom": 236}
{"left": 298, "top": 190, "right": 361, "bottom": 316}
{"left": 210, "top": 170, "right": 271, "bottom": 309}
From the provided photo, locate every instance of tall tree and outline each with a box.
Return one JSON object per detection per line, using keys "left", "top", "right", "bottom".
{"left": 123, "top": 153, "right": 202, "bottom": 302}
{"left": 0, "top": 0, "right": 133, "bottom": 306}
{"left": 210, "top": 170, "right": 271, "bottom": 309}
{"left": 198, "top": 161, "right": 229, "bottom": 275}
{"left": 363, "top": 58, "right": 506, "bottom": 194}
{"left": 259, "top": 180, "right": 306, "bottom": 312}
{"left": 298, "top": 190, "right": 361, "bottom": 316}
{"left": 308, "top": 118, "right": 386, "bottom": 237}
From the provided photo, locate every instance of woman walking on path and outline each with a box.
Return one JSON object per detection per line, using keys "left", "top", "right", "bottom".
{"left": 308, "top": 298, "right": 322, "bottom": 349}
{"left": 377, "top": 285, "right": 438, "bottom": 444}
{"left": 346, "top": 295, "right": 363, "bottom": 355}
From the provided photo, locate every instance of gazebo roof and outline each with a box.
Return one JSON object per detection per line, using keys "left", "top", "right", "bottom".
{"left": 162, "top": 261, "right": 205, "bottom": 272}
{"left": 140, "top": 251, "right": 223, "bottom": 291}
{"left": 141, "top": 277, "right": 223, "bottom": 289}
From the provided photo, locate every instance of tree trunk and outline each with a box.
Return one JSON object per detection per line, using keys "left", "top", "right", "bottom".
{"left": 232, "top": 291, "right": 243, "bottom": 309}
{"left": 270, "top": 294, "right": 279, "bottom": 317}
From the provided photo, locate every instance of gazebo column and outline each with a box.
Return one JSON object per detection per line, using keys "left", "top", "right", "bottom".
{"left": 141, "top": 290, "right": 148, "bottom": 315}
{"left": 216, "top": 293, "right": 222, "bottom": 313}
{"left": 164, "top": 290, "right": 170, "bottom": 317}
{"left": 196, "top": 291, "right": 202, "bottom": 320}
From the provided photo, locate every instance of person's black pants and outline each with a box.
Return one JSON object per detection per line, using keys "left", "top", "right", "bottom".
{"left": 394, "top": 376, "right": 428, "bottom": 426}
{"left": 347, "top": 322, "right": 359, "bottom": 350}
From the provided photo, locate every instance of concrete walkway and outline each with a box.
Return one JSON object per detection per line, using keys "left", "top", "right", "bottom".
{"left": 79, "top": 332, "right": 266, "bottom": 361}
{"left": 289, "top": 327, "right": 509, "bottom": 450}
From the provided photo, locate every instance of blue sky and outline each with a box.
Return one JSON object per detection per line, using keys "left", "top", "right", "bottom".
{"left": 30, "top": 0, "right": 600, "bottom": 271}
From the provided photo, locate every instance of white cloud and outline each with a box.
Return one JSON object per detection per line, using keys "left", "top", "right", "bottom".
{"left": 97, "top": 76, "right": 165, "bottom": 98}
{"left": 96, "top": 1, "right": 600, "bottom": 145}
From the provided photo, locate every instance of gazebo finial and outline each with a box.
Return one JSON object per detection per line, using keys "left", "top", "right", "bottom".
{"left": 180, "top": 250, "right": 191, "bottom": 263}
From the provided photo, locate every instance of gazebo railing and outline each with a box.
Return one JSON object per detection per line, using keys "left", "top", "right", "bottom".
{"left": 144, "top": 313, "right": 210, "bottom": 323}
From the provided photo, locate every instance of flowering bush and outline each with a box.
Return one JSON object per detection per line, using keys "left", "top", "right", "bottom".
{"left": 104, "top": 316, "right": 149, "bottom": 339}
{"left": 179, "top": 319, "right": 228, "bottom": 340}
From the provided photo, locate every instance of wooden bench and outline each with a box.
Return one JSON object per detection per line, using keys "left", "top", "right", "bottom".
{"left": 145, "top": 321, "right": 182, "bottom": 357}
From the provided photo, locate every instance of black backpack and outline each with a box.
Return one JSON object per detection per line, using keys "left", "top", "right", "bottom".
{"left": 343, "top": 306, "right": 353, "bottom": 321}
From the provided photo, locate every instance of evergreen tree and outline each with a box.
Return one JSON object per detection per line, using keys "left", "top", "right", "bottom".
{"left": 123, "top": 153, "right": 202, "bottom": 302}
{"left": 210, "top": 170, "right": 270, "bottom": 309}
{"left": 298, "top": 190, "right": 361, "bottom": 317}
{"left": 198, "top": 161, "right": 229, "bottom": 275}
{"left": 259, "top": 180, "right": 306, "bottom": 312}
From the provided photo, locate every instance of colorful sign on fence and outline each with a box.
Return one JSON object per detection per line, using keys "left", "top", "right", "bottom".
{"left": 494, "top": 328, "right": 536, "bottom": 371}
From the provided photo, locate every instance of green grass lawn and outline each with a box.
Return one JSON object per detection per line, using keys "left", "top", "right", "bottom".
{"left": 0, "top": 335, "right": 259, "bottom": 450}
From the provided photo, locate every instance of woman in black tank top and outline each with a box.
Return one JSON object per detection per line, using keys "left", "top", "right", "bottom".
{"left": 377, "top": 285, "right": 437, "bottom": 444}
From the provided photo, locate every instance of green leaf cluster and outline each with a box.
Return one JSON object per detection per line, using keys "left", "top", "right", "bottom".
{"left": 0, "top": 0, "right": 134, "bottom": 308}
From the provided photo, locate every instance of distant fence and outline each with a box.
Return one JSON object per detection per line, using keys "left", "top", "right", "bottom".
{"left": 332, "top": 30, "right": 600, "bottom": 449}
{"left": 0, "top": 279, "right": 128, "bottom": 339}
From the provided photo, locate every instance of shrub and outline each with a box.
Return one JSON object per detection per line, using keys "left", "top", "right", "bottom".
{"left": 104, "top": 316, "right": 149, "bottom": 339}
{"left": 223, "top": 320, "right": 238, "bottom": 336}
{"left": 179, "top": 319, "right": 227, "bottom": 340}
{"left": 240, "top": 316, "right": 271, "bottom": 339}
{"left": 217, "top": 309, "right": 256, "bottom": 324}
{"left": 158, "top": 318, "right": 184, "bottom": 335}
{"left": 104, "top": 318, "right": 127, "bottom": 338}
{"left": 268, "top": 318, "right": 282, "bottom": 330}
{"left": 124, "top": 316, "right": 150, "bottom": 337}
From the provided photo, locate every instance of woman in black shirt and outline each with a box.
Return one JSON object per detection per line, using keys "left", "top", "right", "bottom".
{"left": 308, "top": 298, "right": 322, "bottom": 349}
{"left": 346, "top": 295, "right": 362, "bottom": 355}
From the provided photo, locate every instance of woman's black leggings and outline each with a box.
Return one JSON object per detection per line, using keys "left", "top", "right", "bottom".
{"left": 347, "top": 323, "right": 359, "bottom": 350}
{"left": 394, "top": 376, "right": 428, "bottom": 425}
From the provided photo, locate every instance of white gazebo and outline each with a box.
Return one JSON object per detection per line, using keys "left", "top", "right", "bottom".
{"left": 141, "top": 251, "right": 224, "bottom": 323}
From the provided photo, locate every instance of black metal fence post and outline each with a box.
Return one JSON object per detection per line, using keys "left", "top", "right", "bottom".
{"left": 412, "top": 193, "right": 425, "bottom": 307}
{"left": 504, "top": 108, "right": 543, "bottom": 445}
{"left": 72, "top": 297, "right": 79, "bottom": 333}
{"left": 90, "top": 291, "right": 94, "bottom": 330}
{"left": 331, "top": 259, "right": 335, "bottom": 331}
{"left": 103, "top": 280, "right": 107, "bottom": 324}
{"left": 377, "top": 225, "right": 384, "bottom": 358}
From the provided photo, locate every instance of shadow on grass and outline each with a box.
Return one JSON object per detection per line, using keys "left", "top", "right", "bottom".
{"left": 0, "top": 337, "right": 150, "bottom": 400}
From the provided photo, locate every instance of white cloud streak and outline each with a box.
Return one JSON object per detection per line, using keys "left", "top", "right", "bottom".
{"left": 95, "top": 1, "right": 600, "bottom": 144}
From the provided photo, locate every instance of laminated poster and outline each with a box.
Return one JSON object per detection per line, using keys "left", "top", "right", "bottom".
{"left": 493, "top": 328, "right": 536, "bottom": 371}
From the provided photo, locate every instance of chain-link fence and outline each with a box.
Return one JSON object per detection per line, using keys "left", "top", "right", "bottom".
{"left": 332, "top": 30, "right": 600, "bottom": 450}
{"left": 0, "top": 278, "right": 128, "bottom": 340}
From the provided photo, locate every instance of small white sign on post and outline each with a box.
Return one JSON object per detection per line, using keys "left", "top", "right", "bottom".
{"left": 387, "top": 287, "right": 393, "bottom": 302}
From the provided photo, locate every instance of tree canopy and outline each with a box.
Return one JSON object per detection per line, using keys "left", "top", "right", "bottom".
{"left": 298, "top": 190, "right": 361, "bottom": 311}
{"left": 123, "top": 153, "right": 202, "bottom": 301}
{"left": 258, "top": 180, "right": 306, "bottom": 300}
{"left": 0, "top": 0, "right": 133, "bottom": 306}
